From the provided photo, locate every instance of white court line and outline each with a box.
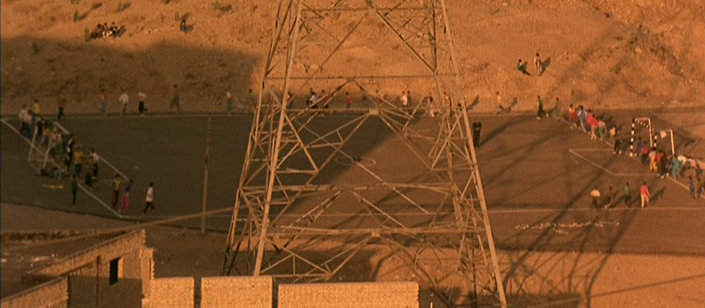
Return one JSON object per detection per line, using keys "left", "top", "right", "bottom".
{"left": 53, "top": 122, "right": 131, "bottom": 181}
{"left": 568, "top": 148, "right": 658, "bottom": 177}
{"left": 488, "top": 206, "right": 704, "bottom": 214}
{"left": 128, "top": 205, "right": 705, "bottom": 221}
{"left": 1, "top": 118, "right": 123, "bottom": 218}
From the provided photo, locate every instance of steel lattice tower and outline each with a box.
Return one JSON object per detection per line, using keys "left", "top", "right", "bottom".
{"left": 223, "top": 1, "right": 507, "bottom": 307}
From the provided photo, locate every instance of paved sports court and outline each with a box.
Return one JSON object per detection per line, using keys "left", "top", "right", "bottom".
{"left": 2, "top": 110, "right": 703, "bottom": 255}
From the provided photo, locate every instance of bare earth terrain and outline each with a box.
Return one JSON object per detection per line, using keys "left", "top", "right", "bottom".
{"left": 2, "top": 0, "right": 705, "bottom": 307}
{"left": 1, "top": 0, "right": 704, "bottom": 115}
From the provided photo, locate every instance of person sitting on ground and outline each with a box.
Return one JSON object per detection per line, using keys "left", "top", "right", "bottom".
{"left": 109, "top": 22, "right": 119, "bottom": 36}
{"left": 180, "top": 19, "right": 193, "bottom": 33}
{"left": 91, "top": 24, "right": 102, "bottom": 39}
{"left": 101, "top": 23, "right": 110, "bottom": 37}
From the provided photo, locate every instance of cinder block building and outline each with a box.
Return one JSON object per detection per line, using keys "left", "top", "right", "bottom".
{"left": 1, "top": 229, "right": 419, "bottom": 308}
{"left": 2, "top": 230, "right": 153, "bottom": 308}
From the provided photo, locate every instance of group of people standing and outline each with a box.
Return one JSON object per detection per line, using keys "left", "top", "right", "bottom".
{"left": 110, "top": 174, "right": 155, "bottom": 216}
{"left": 589, "top": 182, "right": 652, "bottom": 210}
{"left": 100, "top": 88, "right": 150, "bottom": 117}
{"left": 542, "top": 96, "right": 703, "bottom": 207}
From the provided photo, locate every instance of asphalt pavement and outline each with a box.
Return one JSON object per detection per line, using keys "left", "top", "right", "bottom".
{"left": 1, "top": 110, "right": 703, "bottom": 255}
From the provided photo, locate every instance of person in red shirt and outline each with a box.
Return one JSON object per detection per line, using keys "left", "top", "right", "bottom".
{"left": 344, "top": 92, "right": 353, "bottom": 109}
{"left": 640, "top": 182, "right": 650, "bottom": 209}
{"left": 586, "top": 109, "right": 598, "bottom": 140}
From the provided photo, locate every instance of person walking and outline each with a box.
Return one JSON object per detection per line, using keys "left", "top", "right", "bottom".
{"left": 472, "top": 120, "right": 482, "bottom": 147}
{"left": 33, "top": 98, "right": 42, "bottom": 117}
{"left": 587, "top": 110, "right": 598, "bottom": 140}
{"left": 552, "top": 97, "right": 562, "bottom": 120}
{"left": 89, "top": 149, "right": 100, "bottom": 182}
{"left": 640, "top": 182, "right": 650, "bottom": 209}
{"left": 57, "top": 97, "right": 67, "bottom": 121}
{"left": 345, "top": 92, "right": 353, "bottom": 109}
{"left": 100, "top": 88, "right": 108, "bottom": 116}
{"left": 590, "top": 186, "right": 601, "bottom": 208}
{"left": 19, "top": 104, "right": 28, "bottom": 135}
{"left": 170, "top": 84, "right": 181, "bottom": 112}
{"left": 400, "top": 91, "right": 409, "bottom": 108}
{"left": 84, "top": 164, "right": 94, "bottom": 190}
{"left": 568, "top": 104, "right": 576, "bottom": 128}
{"left": 119, "top": 90, "right": 129, "bottom": 117}
{"left": 671, "top": 154, "right": 681, "bottom": 179}
{"left": 598, "top": 118, "right": 607, "bottom": 141}
{"left": 536, "top": 95, "right": 544, "bottom": 119}
{"left": 137, "top": 92, "right": 148, "bottom": 115}
{"left": 143, "top": 182, "right": 155, "bottom": 215}
{"left": 71, "top": 174, "right": 78, "bottom": 205}
{"left": 226, "top": 91, "right": 235, "bottom": 115}
{"left": 496, "top": 91, "right": 505, "bottom": 114}
{"left": 534, "top": 53, "right": 542, "bottom": 76}
{"left": 111, "top": 174, "right": 122, "bottom": 209}
{"left": 622, "top": 182, "right": 631, "bottom": 207}
{"left": 120, "top": 179, "right": 133, "bottom": 214}
{"left": 73, "top": 146, "right": 84, "bottom": 176}
{"left": 577, "top": 105, "right": 587, "bottom": 132}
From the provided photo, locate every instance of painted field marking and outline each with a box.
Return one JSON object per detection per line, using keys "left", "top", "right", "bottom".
{"left": 1, "top": 118, "right": 123, "bottom": 218}
{"left": 568, "top": 148, "right": 658, "bottom": 177}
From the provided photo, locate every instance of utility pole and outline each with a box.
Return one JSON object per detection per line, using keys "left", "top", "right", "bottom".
{"left": 201, "top": 116, "right": 212, "bottom": 234}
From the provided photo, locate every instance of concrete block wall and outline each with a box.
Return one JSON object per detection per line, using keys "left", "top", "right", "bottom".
{"left": 201, "top": 276, "right": 273, "bottom": 308}
{"left": 148, "top": 278, "right": 195, "bottom": 308}
{"left": 0, "top": 277, "right": 68, "bottom": 308}
{"left": 278, "top": 281, "right": 419, "bottom": 308}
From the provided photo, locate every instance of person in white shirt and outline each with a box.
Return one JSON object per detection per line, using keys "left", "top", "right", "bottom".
{"left": 119, "top": 91, "right": 129, "bottom": 117}
{"left": 400, "top": 91, "right": 408, "bottom": 108}
{"left": 18, "top": 105, "right": 28, "bottom": 136}
{"left": 143, "top": 182, "right": 155, "bottom": 215}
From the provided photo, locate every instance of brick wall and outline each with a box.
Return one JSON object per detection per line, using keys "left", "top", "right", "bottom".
{"left": 200, "top": 276, "right": 273, "bottom": 308}
{"left": 148, "top": 278, "right": 194, "bottom": 308}
{"left": 278, "top": 282, "right": 419, "bottom": 308}
{"left": 0, "top": 277, "right": 68, "bottom": 308}
{"left": 27, "top": 230, "right": 145, "bottom": 278}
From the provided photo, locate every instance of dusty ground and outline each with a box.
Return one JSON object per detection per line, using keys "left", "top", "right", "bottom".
{"left": 1, "top": 0, "right": 704, "bottom": 116}
{"left": 2, "top": 203, "right": 705, "bottom": 307}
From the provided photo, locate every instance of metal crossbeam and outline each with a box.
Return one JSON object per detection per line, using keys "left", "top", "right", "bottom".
{"left": 223, "top": 1, "right": 507, "bottom": 307}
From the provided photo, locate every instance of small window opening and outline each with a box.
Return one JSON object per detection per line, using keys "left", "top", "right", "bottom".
{"left": 109, "top": 257, "right": 123, "bottom": 285}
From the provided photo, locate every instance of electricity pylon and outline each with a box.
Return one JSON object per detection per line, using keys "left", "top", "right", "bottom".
{"left": 223, "top": 1, "right": 507, "bottom": 307}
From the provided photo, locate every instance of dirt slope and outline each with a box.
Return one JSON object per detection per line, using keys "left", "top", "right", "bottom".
{"left": 1, "top": 0, "right": 704, "bottom": 115}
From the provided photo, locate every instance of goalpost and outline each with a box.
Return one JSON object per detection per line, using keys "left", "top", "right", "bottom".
{"left": 630, "top": 117, "right": 676, "bottom": 156}
{"left": 630, "top": 117, "right": 656, "bottom": 156}
{"left": 27, "top": 126, "right": 55, "bottom": 170}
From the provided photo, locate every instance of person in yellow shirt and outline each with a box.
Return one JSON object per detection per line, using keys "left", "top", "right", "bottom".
{"left": 111, "top": 174, "right": 122, "bottom": 209}
{"left": 74, "top": 146, "right": 85, "bottom": 176}
{"left": 33, "top": 98, "right": 41, "bottom": 116}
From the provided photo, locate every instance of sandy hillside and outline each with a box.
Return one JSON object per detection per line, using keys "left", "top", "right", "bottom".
{"left": 1, "top": 0, "right": 704, "bottom": 116}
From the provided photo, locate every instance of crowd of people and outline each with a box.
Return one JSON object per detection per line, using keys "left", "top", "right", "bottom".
{"left": 15, "top": 76, "right": 701, "bottom": 215}
{"left": 529, "top": 93, "right": 705, "bottom": 208}
{"left": 89, "top": 22, "right": 126, "bottom": 40}
{"left": 17, "top": 100, "right": 157, "bottom": 216}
